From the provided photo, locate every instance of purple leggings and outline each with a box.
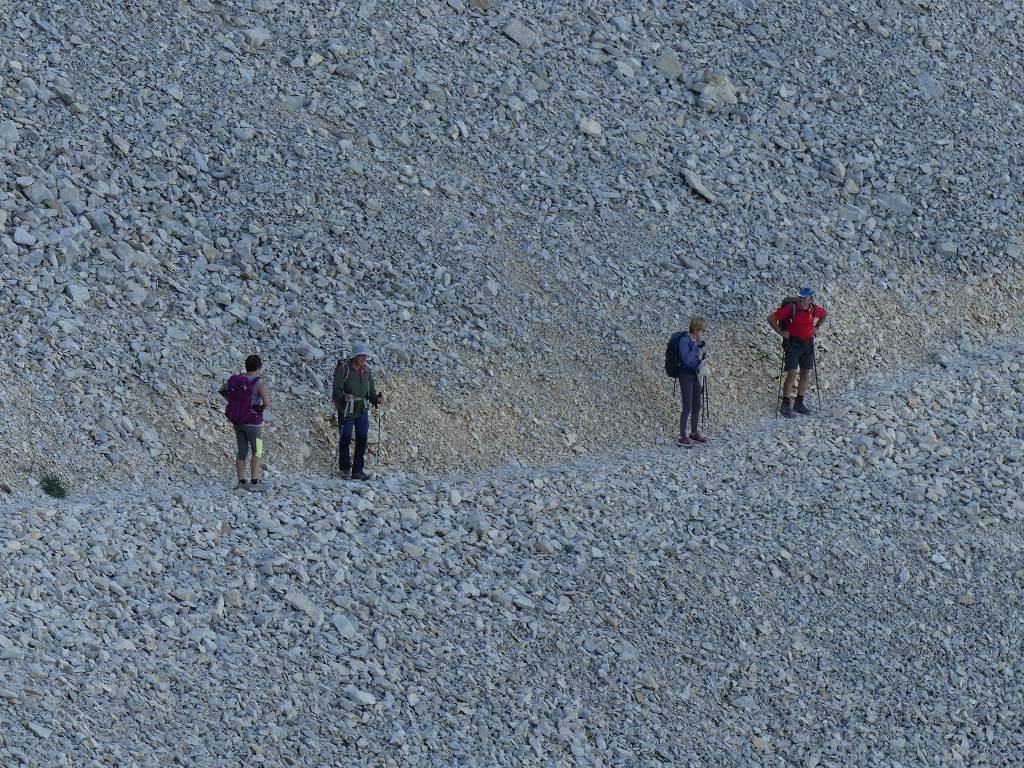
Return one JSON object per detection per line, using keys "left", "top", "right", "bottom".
{"left": 678, "top": 373, "right": 702, "bottom": 436}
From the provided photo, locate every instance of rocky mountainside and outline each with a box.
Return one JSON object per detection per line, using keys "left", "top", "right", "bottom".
{"left": 0, "top": 339, "right": 1021, "bottom": 766}
{"left": 2, "top": 1, "right": 1024, "bottom": 491}
{"left": 3, "top": 3, "right": 1024, "bottom": 763}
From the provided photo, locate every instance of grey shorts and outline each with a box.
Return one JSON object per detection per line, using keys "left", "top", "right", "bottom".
{"left": 233, "top": 424, "right": 263, "bottom": 460}
{"left": 783, "top": 339, "right": 815, "bottom": 372}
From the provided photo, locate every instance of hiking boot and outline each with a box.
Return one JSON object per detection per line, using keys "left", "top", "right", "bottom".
{"left": 339, "top": 467, "right": 351, "bottom": 479}
{"left": 349, "top": 470, "right": 371, "bottom": 481}
{"left": 676, "top": 435, "right": 693, "bottom": 447}
{"left": 235, "top": 480, "right": 249, "bottom": 491}
{"left": 780, "top": 398, "right": 795, "bottom": 418}
{"left": 689, "top": 432, "right": 707, "bottom": 444}
{"left": 793, "top": 397, "right": 810, "bottom": 415}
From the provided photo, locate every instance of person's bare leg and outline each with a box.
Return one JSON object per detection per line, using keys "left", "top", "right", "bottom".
{"left": 250, "top": 456, "right": 261, "bottom": 482}
{"left": 798, "top": 368, "right": 811, "bottom": 397}
{"left": 783, "top": 370, "right": 799, "bottom": 400}
{"left": 235, "top": 459, "right": 246, "bottom": 482}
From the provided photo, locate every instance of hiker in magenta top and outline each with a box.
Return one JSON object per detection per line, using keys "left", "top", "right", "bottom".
{"left": 219, "top": 354, "right": 270, "bottom": 489}
{"left": 676, "top": 317, "right": 708, "bottom": 447}
{"left": 331, "top": 342, "right": 384, "bottom": 481}
{"left": 767, "top": 287, "right": 828, "bottom": 417}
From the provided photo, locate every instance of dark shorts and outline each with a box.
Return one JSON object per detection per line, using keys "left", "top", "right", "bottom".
{"left": 783, "top": 339, "right": 815, "bottom": 372}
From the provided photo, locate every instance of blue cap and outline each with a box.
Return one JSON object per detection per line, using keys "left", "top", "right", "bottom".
{"left": 798, "top": 287, "right": 814, "bottom": 298}
{"left": 349, "top": 342, "right": 370, "bottom": 358}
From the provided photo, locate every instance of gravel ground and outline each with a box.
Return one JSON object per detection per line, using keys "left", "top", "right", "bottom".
{"left": 2, "top": 2, "right": 1023, "bottom": 763}
{"left": 0, "top": 340, "right": 1021, "bottom": 766}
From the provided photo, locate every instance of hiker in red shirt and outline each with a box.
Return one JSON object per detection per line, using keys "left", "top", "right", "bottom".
{"left": 767, "top": 287, "right": 827, "bottom": 417}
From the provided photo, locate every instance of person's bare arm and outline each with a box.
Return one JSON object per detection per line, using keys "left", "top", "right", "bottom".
{"left": 815, "top": 308, "right": 828, "bottom": 330}
{"left": 767, "top": 313, "right": 789, "bottom": 339}
{"left": 257, "top": 380, "right": 270, "bottom": 411}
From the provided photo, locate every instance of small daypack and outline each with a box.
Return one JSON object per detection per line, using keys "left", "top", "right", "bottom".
{"left": 224, "top": 374, "right": 259, "bottom": 424}
{"left": 664, "top": 331, "right": 685, "bottom": 377}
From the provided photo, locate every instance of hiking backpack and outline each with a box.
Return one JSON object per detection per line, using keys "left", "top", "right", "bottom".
{"left": 224, "top": 374, "right": 260, "bottom": 424}
{"left": 331, "top": 359, "right": 350, "bottom": 401}
{"left": 777, "top": 297, "right": 819, "bottom": 329}
{"left": 664, "top": 331, "right": 686, "bottom": 377}
{"left": 331, "top": 358, "right": 374, "bottom": 398}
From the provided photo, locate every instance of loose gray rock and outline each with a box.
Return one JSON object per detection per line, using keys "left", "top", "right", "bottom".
{"left": 0, "top": 121, "right": 19, "bottom": 147}
{"left": 682, "top": 169, "right": 718, "bottom": 203}
{"left": 579, "top": 116, "right": 602, "bottom": 137}
{"left": 65, "top": 284, "right": 90, "bottom": 303}
{"left": 653, "top": 53, "right": 683, "bottom": 79}
{"left": 503, "top": 19, "right": 539, "bottom": 48}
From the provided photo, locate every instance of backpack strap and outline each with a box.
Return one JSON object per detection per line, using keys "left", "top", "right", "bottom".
{"left": 778, "top": 301, "right": 797, "bottom": 328}
{"left": 677, "top": 332, "right": 690, "bottom": 357}
{"left": 678, "top": 334, "right": 699, "bottom": 370}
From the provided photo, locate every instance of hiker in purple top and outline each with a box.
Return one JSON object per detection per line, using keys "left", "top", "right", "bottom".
{"left": 220, "top": 354, "right": 271, "bottom": 490}
{"left": 676, "top": 317, "right": 708, "bottom": 447}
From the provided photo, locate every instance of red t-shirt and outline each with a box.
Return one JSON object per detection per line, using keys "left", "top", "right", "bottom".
{"left": 773, "top": 302, "right": 826, "bottom": 341}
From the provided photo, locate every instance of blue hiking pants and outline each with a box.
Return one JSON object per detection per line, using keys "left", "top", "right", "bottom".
{"left": 338, "top": 411, "right": 370, "bottom": 473}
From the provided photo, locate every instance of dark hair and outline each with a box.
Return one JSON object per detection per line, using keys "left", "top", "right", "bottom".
{"left": 245, "top": 354, "right": 262, "bottom": 372}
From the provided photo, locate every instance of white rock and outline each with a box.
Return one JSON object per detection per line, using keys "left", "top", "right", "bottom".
{"left": 243, "top": 27, "right": 272, "bottom": 46}
{"left": 332, "top": 613, "right": 358, "bottom": 639}
{"left": 682, "top": 169, "right": 718, "bottom": 203}
{"left": 344, "top": 685, "right": 377, "bottom": 707}
{"left": 26, "top": 722, "right": 51, "bottom": 739}
{"left": 579, "top": 117, "right": 602, "bottom": 137}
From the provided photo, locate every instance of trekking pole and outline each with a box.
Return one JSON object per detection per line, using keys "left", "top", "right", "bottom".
{"left": 706, "top": 384, "right": 711, "bottom": 433}
{"left": 332, "top": 404, "right": 342, "bottom": 477}
{"left": 700, "top": 384, "right": 706, "bottom": 434}
{"left": 702, "top": 381, "right": 710, "bottom": 434}
{"left": 775, "top": 357, "right": 785, "bottom": 418}
{"left": 814, "top": 357, "right": 823, "bottom": 412}
{"left": 376, "top": 368, "right": 386, "bottom": 466}
{"left": 375, "top": 404, "right": 382, "bottom": 466}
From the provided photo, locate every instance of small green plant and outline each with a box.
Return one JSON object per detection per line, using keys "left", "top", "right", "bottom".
{"left": 40, "top": 473, "right": 67, "bottom": 499}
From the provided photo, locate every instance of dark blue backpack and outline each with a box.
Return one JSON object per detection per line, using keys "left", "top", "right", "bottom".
{"left": 664, "top": 332, "right": 685, "bottom": 377}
